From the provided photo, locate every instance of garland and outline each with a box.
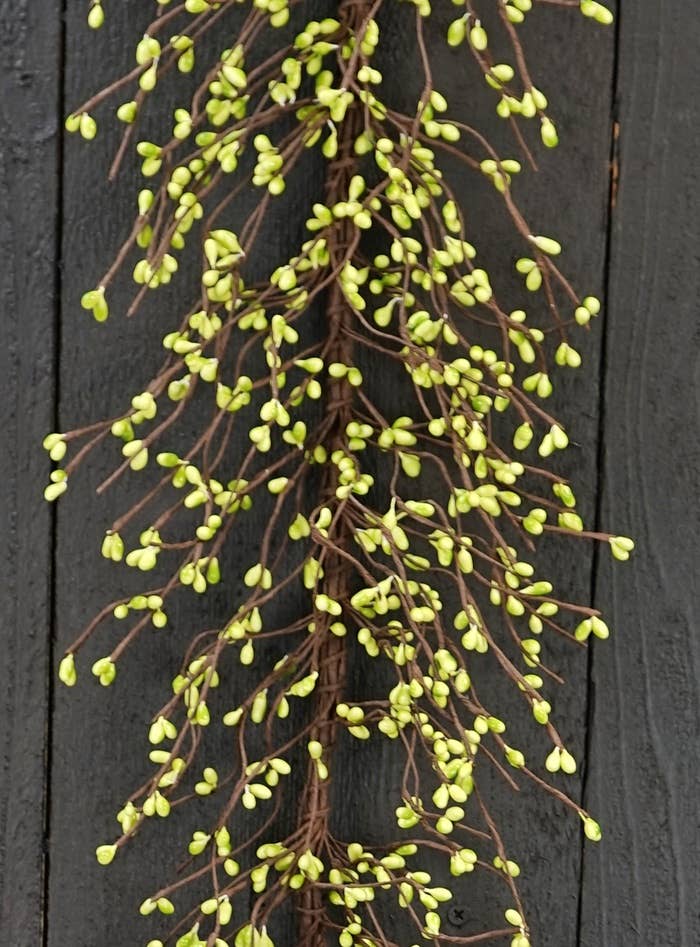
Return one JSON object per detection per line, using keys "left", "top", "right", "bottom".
{"left": 45, "top": 0, "right": 630, "bottom": 944}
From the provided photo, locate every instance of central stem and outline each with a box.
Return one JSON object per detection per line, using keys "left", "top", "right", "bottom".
{"left": 296, "top": 2, "right": 371, "bottom": 939}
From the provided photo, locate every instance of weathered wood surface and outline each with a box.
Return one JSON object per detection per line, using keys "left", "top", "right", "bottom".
{"left": 339, "top": 6, "right": 616, "bottom": 945}
{"left": 1, "top": 1, "right": 698, "bottom": 945}
{"left": 0, "top": 0, "right": 62, "bottom": 942}
{"left": 579, "top": 4, "right": 700, "bottom": 945}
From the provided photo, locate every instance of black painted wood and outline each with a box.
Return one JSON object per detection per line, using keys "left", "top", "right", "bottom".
{"left": 0, "top": 1, "right": 62, "bottom": 941}
{"left": 579, "top": 4, "right": 700, "bottom": 945}
{"left": 335, "top": 6, "right": 617, "bottom": 946}
{"left": 3, "top": 2, "right": 700, "bottom": 946}
{"left": 47, "top": 3, "right": 333, "bottom": 944}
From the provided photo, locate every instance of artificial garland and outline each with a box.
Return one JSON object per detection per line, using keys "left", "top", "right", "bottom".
{"left": 45, "top": 0, "right": 630, "bottom": 944}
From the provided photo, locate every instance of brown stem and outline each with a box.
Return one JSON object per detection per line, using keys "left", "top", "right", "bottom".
{"left": 296, "top": 2, "right": 371, "bottom": 939}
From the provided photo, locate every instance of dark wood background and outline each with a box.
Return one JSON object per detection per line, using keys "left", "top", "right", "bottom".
{"left": 2, "top": 1, "right": 699, "bottom": 944}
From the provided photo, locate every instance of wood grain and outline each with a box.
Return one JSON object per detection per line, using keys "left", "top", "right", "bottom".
{"left": 332, "top": 6, "right": 615, "bottom": 944}
{"left": 0, "top": 0, "right": 62, "bottom": 941}
{"left": 47, "top": 3, "right": 331, "bottom": 943}
{"left": 579, "top": 3, "right": 700, "bottom": 945}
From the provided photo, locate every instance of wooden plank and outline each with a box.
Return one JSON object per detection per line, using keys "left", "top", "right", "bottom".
{"left": 0, "top": 0, "right": 62, "bottom": 941}
{"left": 334, "top": 6, "right": 616, "bottom": 945}
{"left": 46, "top": 3, "right": 172, "bottom": 942}
{"left": 48, "top": 3, "right": 329, "bottom": 944}
{"left": 579, "top": 4, "right": 700, "bottom": 945}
